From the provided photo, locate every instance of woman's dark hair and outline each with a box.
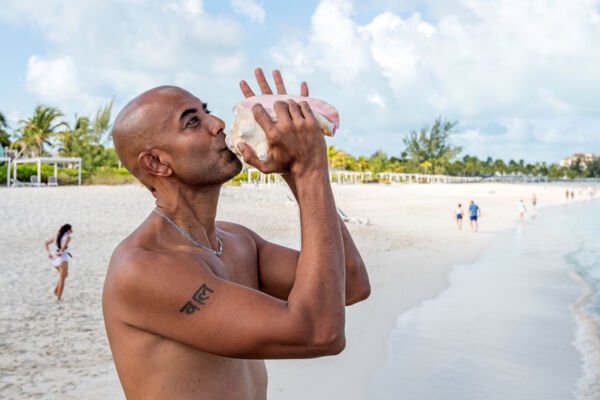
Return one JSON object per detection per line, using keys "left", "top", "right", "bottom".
{"left": 56, "top": 224, "right": 72, "bottom": 250}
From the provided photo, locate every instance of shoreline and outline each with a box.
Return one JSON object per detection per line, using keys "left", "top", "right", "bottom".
{"left": 266, "top": 183, "right": 593, "bottom": 399}
{"left": 367, "top": 201, "right": 596, "bottom": 399}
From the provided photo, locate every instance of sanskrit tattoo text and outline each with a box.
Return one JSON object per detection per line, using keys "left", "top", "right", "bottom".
{"left": 179, "top": 283, "right": 214, "bottom": 315}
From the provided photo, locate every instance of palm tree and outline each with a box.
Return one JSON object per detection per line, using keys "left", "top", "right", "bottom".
{"left": 11, "top": 106, "right": 66, "bottom": 157}
{"left": 91, "top": 101, "right": 113, "bottom": 145}
{"left": 327, "top": 145, "right": 341, "bottom": 169}
{"left": 0, "top": 111, "right": 11, "bottom": 148}
{"left": 57, "top": 115, "right": 94, "bottom": 157}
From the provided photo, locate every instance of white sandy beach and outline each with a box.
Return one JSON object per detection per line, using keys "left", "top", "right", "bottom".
{"left": 0, "top": 182, "right": 587, "bottom": 399}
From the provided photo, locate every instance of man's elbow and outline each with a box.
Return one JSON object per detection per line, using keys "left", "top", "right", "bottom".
{"left": 311, "top": 328, "right": 346, "bottom": 356}
{"left": 346, "top": 281, "right": 371, "bottom": 305}
{"left": 300, "top": 316, "right": 346, "bottom": 356}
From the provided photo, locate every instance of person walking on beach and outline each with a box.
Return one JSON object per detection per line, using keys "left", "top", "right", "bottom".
{"left": 531, "top": 193, "right": 537, "bottom": 210}
{"left": 518, "top": 199, "right": 527, "bottom": 221}
{"left": 44, "top": 224, "right": 72, "bottom": 300}
{"left": 455, "top": 203, "right": 464, "bottom": 230}
{"left": 565, "top": 189, "right": 569, "bottom": 201}
{"left": 103, "top": 68, "right": 370, "bottom": 399}
{"left": 468, "top": 200, "right": 481, "bottom": 232}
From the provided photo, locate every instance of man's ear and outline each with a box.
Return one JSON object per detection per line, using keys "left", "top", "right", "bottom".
{"left": 138, "top": 150, "right": 172, "bottom": 177}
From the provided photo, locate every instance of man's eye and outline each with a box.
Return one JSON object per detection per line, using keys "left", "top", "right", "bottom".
{"left": 187, "top": 117, "right": 199, "bottom": 126}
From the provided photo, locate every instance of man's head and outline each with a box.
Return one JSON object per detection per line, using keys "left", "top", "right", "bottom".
{"left": 112, "top": 86, "right": 242, "bottom": 192}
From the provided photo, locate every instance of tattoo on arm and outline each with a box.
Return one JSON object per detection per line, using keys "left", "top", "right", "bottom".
{"left": 179, "top": 283, "right": 214, "bottom": 315}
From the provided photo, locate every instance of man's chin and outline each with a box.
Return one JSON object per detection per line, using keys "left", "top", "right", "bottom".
{"left": 226, "top": 157, "right": 243, "bottom": 181}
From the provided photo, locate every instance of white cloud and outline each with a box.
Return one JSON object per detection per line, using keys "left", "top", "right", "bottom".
{"left": 230, "top": 0, "right": 265, "bottom": 23}
{"left": 367, "top": 93, "right": 386, "bottom": 109}
{"left": 268, "top": 0, "right": 600, "bottom": 161}
{"left": 2, "top": 0, "right": 249, "bottom": 121}
{"left": 2, "top": 0, "right": 600, "bottom": 162}
{"left": 167, "top": 0, "right": 204, "bottom": 16}
{"left": 25, "top": 55, "right": 111, "bottom": 117}
{"left": 26, "top": 56, "right": 81, "bottom": 101}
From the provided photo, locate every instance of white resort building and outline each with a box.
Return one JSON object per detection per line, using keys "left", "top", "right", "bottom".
{"left": 559, "top": 153, "right": 598, "bottom": 169}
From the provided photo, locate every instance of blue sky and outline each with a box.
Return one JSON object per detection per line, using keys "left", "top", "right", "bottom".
{"left": 1, "top": 0, "right": 599, "bottom": 163}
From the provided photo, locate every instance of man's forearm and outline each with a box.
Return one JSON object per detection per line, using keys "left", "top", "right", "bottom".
{"left": 282, "top": 173, "right": 370, "bottom": 305}
{"left": 286, "top": 169, "right": 345, "bottom": 339}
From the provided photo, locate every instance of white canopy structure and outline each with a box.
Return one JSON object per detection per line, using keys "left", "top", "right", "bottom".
{"left": 12, "top": 157, "right": 82, "bottom": 186}
{"left": 1, "top": 157, "right": 10, "bottom": 187}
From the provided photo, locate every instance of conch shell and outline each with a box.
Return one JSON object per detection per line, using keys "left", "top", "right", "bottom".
{"left": 225, "top": 95, "right": 339, "bottom": 161}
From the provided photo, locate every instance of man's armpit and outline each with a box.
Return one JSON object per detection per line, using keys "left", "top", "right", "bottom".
{"left": 179, "top": 283, "right": 214, "bottom": 315}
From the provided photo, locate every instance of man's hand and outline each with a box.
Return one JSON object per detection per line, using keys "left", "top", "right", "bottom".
{"left": 236, "top": 69, "right": 326, "bottom": 176}
{"left": 239, "top": 68, "right": 309, "bottom": 98}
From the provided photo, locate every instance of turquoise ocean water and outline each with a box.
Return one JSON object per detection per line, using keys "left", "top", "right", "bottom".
{"left": 368, "top": 200, "right": 600, "bottom": 399}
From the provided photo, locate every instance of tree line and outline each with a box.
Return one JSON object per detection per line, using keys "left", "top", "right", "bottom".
{"left": 327, "top": 117, "right": 599, "bottom": 179}
{"left": 0, "top": 103, "right": 118, "bottom": 172}
{"left": 1, "top": 108, "right": 598, "bottom": 180}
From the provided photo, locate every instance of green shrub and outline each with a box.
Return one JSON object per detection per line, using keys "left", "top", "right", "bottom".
{"left": 87, "top": 167, "right": 137, "bottom": 185}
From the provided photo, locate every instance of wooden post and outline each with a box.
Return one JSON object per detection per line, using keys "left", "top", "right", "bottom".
{"left": 78, "top": 160, "right": 82, "bottom": 186}
{"left": 37, "top": 159, "right": 41, "bottom": 185}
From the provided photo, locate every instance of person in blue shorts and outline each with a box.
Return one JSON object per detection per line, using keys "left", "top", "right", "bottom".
{"left": 468, "top": 200, "right": 481, "bottom": 232}
{"left": 455, "top": 203, "right": 464, "bottom": 230}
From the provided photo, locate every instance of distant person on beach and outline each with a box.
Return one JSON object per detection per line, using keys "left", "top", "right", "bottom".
{"left": 455, "top": 203, "right": 464, "bottom": 230}
{"left": 531, "top": 193, "right": 537, "bottom": 210}
{"left": 571, "top": 190, "right": 575, "bottom": 200}
{"left": 44, "top": 224, "right": 72, "bottom": 300}
{"left": 518, "top": 199, "right": 527, "bottom": 221}
{"left": 565, "top": 189, "right": 569, "bottom": 200}
{"left": 469, "top": 200, "right": 481, "bottom": 232}
{"left": 102, "top": 68, "right": 370, "bottom": 399}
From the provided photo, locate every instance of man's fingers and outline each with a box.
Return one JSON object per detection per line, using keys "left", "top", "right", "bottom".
{"left": 287, "top": 99, "right": 303, "bottom": 121}
{"left": 254, "top": 68, "right": 273, "bottom": 95}
{"left": 298, "top": 101, "right": 317, "bottom": 123}
{"left": 252, "top": 104, "right": 275, "bottom": 134}
{"left": 273, "top": 101, "right": 293, "bottom": 127}
{"left": 300, "top": 81, "right": 309, "bottom": 97}
{"left": 239, "top": 80, "right": 255, "bottom": 98}
{"left": 273, "top": 70, "right": 287, "bottom": 94}
{"left": 237, "top": 142, "right": 262, "bottom": 165}
{"left": 237, "top": 143, "right": 279, "bottom": 174}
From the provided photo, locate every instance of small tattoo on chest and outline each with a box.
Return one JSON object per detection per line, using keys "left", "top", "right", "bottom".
{"left": 179, "top": 283, "right": 214, "bottom": 315}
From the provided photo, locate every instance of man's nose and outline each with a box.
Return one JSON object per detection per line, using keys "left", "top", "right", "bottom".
{"left": 208, "top": 116, "right": 226, "bottom": 136}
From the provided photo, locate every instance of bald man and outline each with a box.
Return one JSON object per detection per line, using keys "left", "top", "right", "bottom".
{"left": 102, "top": 69, "right": 370, "bottom": 399}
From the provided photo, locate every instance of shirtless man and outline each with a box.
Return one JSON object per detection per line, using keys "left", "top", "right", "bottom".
{"left": 102, "top": 69, "right": 370, "bottom": 399}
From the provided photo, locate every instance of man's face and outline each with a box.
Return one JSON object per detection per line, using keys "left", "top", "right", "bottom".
{"left": 155, "top": 89, "right": 242, "bottom": 186}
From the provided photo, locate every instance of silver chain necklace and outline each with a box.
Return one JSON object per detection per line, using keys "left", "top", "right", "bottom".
{"left": 152, "top": 209, "right": 222, "bottom": 257}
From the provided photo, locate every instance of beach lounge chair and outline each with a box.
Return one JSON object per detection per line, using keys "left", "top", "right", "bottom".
{"left": 30, "top": 175, "right": 46, "bottom": 187}
{"left": 337, "top": 208, "right": 369, "bottom": 225}
{"left": 10, "top": 178, "right": 33, "bottom": 187}
{"left": 47, "top": 176, "right": 58, "bottom": 187}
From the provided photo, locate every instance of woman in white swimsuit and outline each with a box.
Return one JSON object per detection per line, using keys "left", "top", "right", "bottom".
{"left": 44, "top": 224, "right": 72, "bottom": 300}
{"left": 455, "top": 203, "right": 464, "bottom": 230}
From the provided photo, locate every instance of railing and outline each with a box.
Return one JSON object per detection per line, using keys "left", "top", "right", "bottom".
{"left": 242, "top": 167, "right": 562, "bottom": 186}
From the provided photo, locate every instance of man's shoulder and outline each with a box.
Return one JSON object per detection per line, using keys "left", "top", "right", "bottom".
{"left": 106, "top": 236, "right": 207, "bottom": 295}
{"left": 216, "top": 220, "right": 262, "bottom": 244}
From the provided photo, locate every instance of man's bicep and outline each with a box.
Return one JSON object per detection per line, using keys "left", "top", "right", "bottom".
{"left": 252, "top": 232, "right": 300, "bottom": 300}
{"left": 115, "top": 253, "right": 314, "bottom": 359}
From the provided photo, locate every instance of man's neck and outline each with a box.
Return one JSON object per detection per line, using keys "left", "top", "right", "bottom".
{"left": 153, "top": 182, "right": 222, "bottom": 249}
